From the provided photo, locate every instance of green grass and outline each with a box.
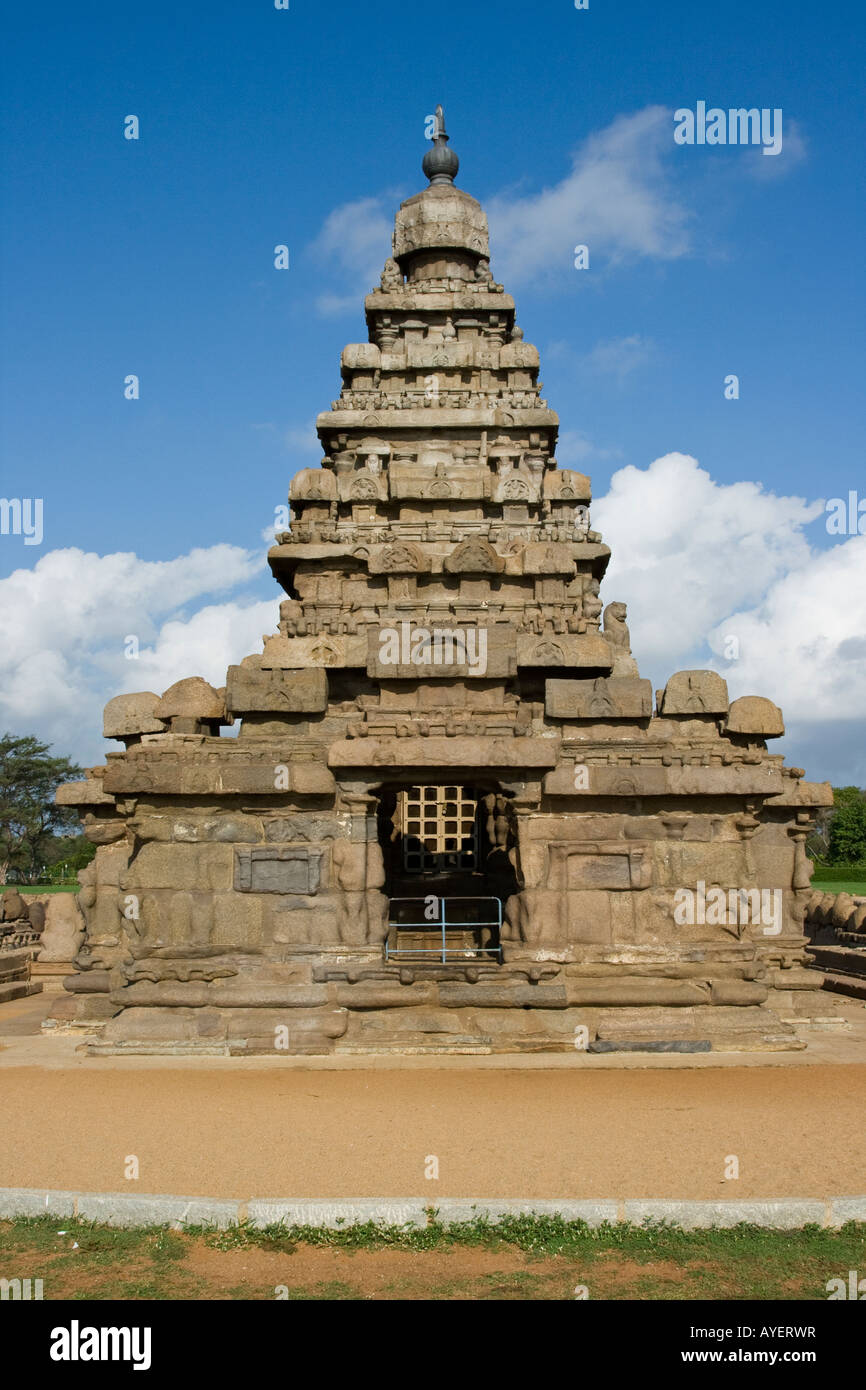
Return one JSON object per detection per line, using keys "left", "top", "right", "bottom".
{"left": 812, "top": 880, "right": 866, "bottom": 895}
{"left": 18, "top": 885, "right": 79, "bottom": 895}
{"left": 1, "top": 1212, "right": 864, "bottom": 1301}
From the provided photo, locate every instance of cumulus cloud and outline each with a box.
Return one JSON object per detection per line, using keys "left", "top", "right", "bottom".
{"left": 594, "top": 453, "right": 866, "bottom": 781}
{"left": 0, "top": 546, "right": 277, "bottom": 764}
{"left": 486, "top": 106, "right": 693, "bottom": 287}
{"left": 310, "top": 195, "right": 394, "bottom": 315}
{"left": 3, "top": 456, "right": 861, "bottom": 783}
{"left": 556, "top": 430, "right": 622, "bottom": 468}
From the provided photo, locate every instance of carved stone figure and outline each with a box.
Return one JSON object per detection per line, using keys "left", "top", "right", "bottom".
{"left": 603, "top": 602, "right": 631, "bottom": 652}
{"left": 380, "top": 257, "right": 403, "bottom": 290}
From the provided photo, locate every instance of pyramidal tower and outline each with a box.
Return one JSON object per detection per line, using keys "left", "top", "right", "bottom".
{"left": 59, "top": 109, "right": 833, "bottom": 1054}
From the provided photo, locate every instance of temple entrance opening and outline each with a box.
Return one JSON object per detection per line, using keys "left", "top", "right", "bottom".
{"left": 376, "top": 782, "right": 518, "bottom": 963}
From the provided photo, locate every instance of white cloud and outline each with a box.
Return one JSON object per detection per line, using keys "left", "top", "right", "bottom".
{"left": 746, "top": 118, "right": 808, "bottom": 180}
{"left": 486, "top": 106, "right": 693, "bottom": 287}
{"left": 582, "top": 334, "right": 657, "bottom": 380}
{"left": 0, "top": 545, "right": 276, "bottom": 764}
{"left": 309, "top": 108, "right": 693, "bottom": 304}
{"left": 310, "top": 195, "right": 394, "bottom": 315}
{"left": 556, "top": 430, "right": 622, "bottom": 468}
{"left": 4, "top": 458, "right": 861, "bottom": 784}
{"left": 594, "top": 453, "right": 866, "bottom": 780}
{"left": 309, "top": 105, "right": 806, "bottom": 308}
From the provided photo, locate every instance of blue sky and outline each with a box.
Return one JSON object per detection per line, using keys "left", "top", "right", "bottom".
{"left": 1, "top": 0, "right": 864, "bottom": 780}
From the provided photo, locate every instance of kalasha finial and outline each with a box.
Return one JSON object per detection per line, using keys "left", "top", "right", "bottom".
{"left": 423, "top": 103, "right": 459, "bottom": 186}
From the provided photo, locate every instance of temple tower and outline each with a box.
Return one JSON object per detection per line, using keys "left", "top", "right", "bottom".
{"left": 57, "top": 109, "right": 833, "bottom": 1053}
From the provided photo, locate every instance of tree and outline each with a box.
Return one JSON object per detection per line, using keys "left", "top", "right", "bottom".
{"left": 827, "top": 785, "right": 866, "bottom": 866}
{"left": 0, "top": 735, "right": 84, "bottom": 884}
{"left": 40, "top": 831, "right": 96, "bottom": 882}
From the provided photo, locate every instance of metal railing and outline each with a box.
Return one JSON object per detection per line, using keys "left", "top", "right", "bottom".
{"left": 385, "top": 896, "right": 503, "bottom": 964}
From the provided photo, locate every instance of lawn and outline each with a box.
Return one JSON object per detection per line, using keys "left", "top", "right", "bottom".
{"left": 19, "top": 886, "right": 79, "bottom": 895}
{"left": 1, "top": 1214, "right": 863, "bottom": 1301}
{"left": 812, "top": 880, "right": 866, "bottom": 896}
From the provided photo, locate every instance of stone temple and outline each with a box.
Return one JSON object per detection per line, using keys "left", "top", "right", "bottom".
{"left": 57, "top": 108, "right": 833, "bottom": 1054}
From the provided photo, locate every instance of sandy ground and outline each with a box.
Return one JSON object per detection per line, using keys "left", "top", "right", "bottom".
{"left": 1, "top": 995, "right": 865, "bottom": 1201}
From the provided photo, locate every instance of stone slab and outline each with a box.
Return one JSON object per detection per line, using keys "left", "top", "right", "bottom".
{"left": 659, "top": 670, "right": 729, "bottom": 716}
{"left": 829, "top": 1196, "right": 866, "bottom": 1225}
{"left": 622, "top": 1199, "right": 827, "bottom": 1229}
{"left": 260, "top": 634, "right": 368, "bottom": 669}
{"left": 77, "top": 1193, "right": 239, "bottom": 1228}
{"left": 429, "top": 1199, "right": 618, "bottom": 1226}
{"left": 247, "top": 1199, "right": 430, "bottom": 1229}
{"left": 546, "top": 677, "right": 653, "bottom": 720}
{"left": 517, "top": 633, "right": 613, "bottom": 669}
{"left": 590, "top": 1040, "right": 712, "bottom": 1054}
{"left": 0, "top": 1188, "right": 856, "bottom": 1231}
{"left": 327, "top": 736, "right": 559, "bottom": 769}
{"left": 225, "top": 666, "right": 328, "bottom": 715}
{"left": 544, "top": 763, "right": 784, "bottom": 797}
{"left": 0, "top": 1188, "right": 77, "bottom": 1218}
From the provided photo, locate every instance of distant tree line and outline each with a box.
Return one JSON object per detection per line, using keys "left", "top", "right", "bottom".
{"left": 0, "top": 733, "right": 95, "bottom": 884}
{"left": 807, "top": 786, "right": 866, "bottom": 867}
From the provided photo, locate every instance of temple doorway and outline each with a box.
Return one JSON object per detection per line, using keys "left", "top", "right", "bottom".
{"left": 376, "top": 782, "right": 518, "bottom": 962}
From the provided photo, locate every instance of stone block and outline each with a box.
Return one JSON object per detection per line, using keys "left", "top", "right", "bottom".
{"left": 0, "top": 1188, "right": 78, "bottom": 1219}
{"left": 542, "top": 470, "right": 591, "bottom": 502}
{"left": 212, "top": 892, "right": 266, "bottom": 947}
{"left": 546, "top": 677, "right": 653, "bottom": 720}
{"left": 225, "top": 665, "right": 328, "bottom": 715}
{"left": 155, "top": 677, "right": 224, "bottom": 721}
{"left": 328, "top": 736, "right": 558, "bottom": 769}
{"left": 765, "top": 780, "right": 834, "bottom": 808}
{"left": 334, "top": 983, "right": 437, "bottom": 1009}
{"left": 264, "top": 816, "right": 339, "bottom": 843}
{"left": 438, "top": 983, "right": 567, "bottom": 1008}
{"left": 103, "top": 692, "right": 167, "bottom": 738}
{"left": 517, "top": 633, "right": 613, "bottom": 668}
{"left": 565, "top": 978, "right": 710, "bottom": 1007}
{"left": 26, "top": 900, "right": 46, "bottom": 932}
{"left": 247, "top": 1199, "right": 429, "bottom": 1230}
{"left": 126, "top": 842, "right": 233, "bottom": 893}
{"left": 37, "top": 894, "right": 85, "bottom": 963}
{"left": 260, "top": 634, "right": 368, "bottom": 669}
{"left": 367, "top": 623, "right": 516, "bottom": 679}
{"left": 1, "top": 889, "right": 27, "bottom": 921}
{"left": 55, "top": 778, "right": 115, "bottom": 807}
{"left": 234, "top": 848, "right": 325, "bottom": 895}
{"left": 544, "top": 762, "right": 783, "bottom": 797}
{"left": 77, "top": 1192, "right": 239, "bottom": 1228}
{"left": 623, "top": 1199, "right": 826, "bottom": 1230}
{"left": 710, "top": 979, "right": 769, "bottom": 1006}
{"left": 726, "top": 696, "right": 785, "bottom": 738}
{"left": 659, "top": 670, "right": 729, "bottom": 715}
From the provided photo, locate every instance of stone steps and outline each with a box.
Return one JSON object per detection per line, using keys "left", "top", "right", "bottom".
{"left": 805, "top": 945, "right": 866, "bottom": 998}
{"left": 817, "top": 972, "right": 866, "bottom": 1002}
{"left": 0, "top": 948, "right": 42, "bottom": 1004}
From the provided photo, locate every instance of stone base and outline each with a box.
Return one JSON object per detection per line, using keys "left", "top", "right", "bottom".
{"left": 82, "top": 960, "right": 813, "bottom": 1054}
{"left": 30, "top": 960, "right": 76, "bottom": 994}
{"left": 0, "top": 949, "right": 42, "bottom": 1005}
{"left": 43, "top": 991, "right": 119, "bottom": 1030}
